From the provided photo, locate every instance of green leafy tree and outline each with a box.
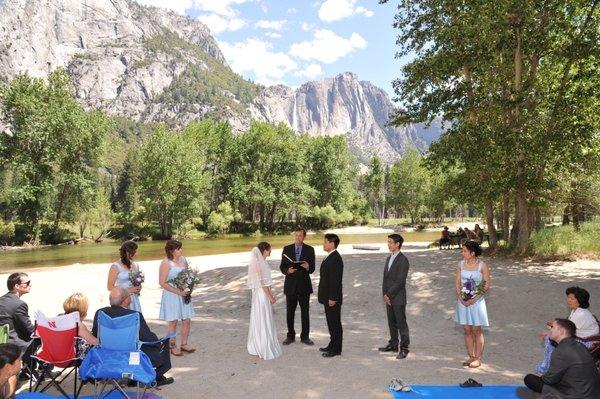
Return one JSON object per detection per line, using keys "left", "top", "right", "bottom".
{"left": 138, "top": 126, "right": 207, "bottom": 239}
{"left": 364, "top": 156, "right": 386, "bottom": 226}
{"left": 388, "top": 148, "right": 430, "bottom": 224}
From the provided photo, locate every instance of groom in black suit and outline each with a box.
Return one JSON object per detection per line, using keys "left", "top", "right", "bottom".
{"left": 280, "top": 227, "right": 316, "bottom": 345}
{"left": 318, "top": 233, "right": 344, "bottom": 358}
{"left": 379, "top": 233, "right": 411, "bottom": 359}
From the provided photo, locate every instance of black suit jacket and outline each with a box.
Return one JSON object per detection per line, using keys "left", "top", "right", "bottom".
{"left": 382, "top": 252, "right": 410, "bottom": 305}
{"left": 280, "top": 243, "right": 316, "bottom": 295}
{"left": 317, "top": 250, "right": 343, "bottom": 305}
{"left": 0, "top": 292, "right": 35, "bottom": 350}
{"left": 541, "top": 337, "right": 600, "bottom": 399}
{"left": 91, "top": 306, "right": 158, "bottom": 344}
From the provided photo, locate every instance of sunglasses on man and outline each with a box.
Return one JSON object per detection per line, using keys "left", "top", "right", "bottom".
{"left": 21, "top": 280, "right": 31, "bottom": 287}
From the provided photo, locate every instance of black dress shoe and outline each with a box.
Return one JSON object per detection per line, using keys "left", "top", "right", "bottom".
{"left": 282, "top": 337, "right": 295, "bottom": 345}
{"left": 396, "top": 349, "right": 409, "bottom": 359}
{"left": 319, "top": 347, "right": 330, "bottom": 353}
{"left": 322, "top": 351, "right": 341, "bottom": 358}
{"left": 155, "top": 375, "right": 175, "bottom": 387}
{"left": 378, "top": 344, "right": 398, "bottom": 352}
{"left": 301, "top": 338, "right": 314, "bottom": 346}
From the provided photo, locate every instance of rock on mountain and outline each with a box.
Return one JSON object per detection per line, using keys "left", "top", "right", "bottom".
{"left": 0, "top": 0, "right": 440, "bottom": 163}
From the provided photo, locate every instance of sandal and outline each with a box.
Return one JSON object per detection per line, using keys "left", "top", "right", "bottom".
{"left": 462, "top": 357, "right": 475, "bottom": 366}
{"left": 180, "top": 344, "right": 196, "bottom": 353}
{"left": 459, "top": 378, "right": 482, "bottom": 388}
{"left": 169, "top": 342, "right": 183, "bottom": 356}
{"left": 468, "top": 359, "right": 482, "bottom": 368}
{"left": 388, "top": 378, "right": 412, "bottom": 392}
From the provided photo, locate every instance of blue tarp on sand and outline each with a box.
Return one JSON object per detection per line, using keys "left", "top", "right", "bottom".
{"left": 390, "top": 385, "right": 527, "bottom": 399}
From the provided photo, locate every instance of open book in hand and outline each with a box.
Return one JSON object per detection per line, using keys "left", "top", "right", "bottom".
{"left": 283, "top": 254, "right": 304, "bottom": 269}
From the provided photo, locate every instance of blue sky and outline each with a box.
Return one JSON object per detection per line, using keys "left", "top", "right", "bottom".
{"left": 135, "top": 0, "right": 408, "bottom": 98}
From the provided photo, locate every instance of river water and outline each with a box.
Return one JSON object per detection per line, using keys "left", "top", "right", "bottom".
{"left": 0, "top": 231, "right": 440, "bottom": 271}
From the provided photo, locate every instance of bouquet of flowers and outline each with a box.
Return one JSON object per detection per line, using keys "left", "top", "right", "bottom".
{"left": 128, "top": 269, "right": 145, "bottom": 296}
{"left": 460, "top": 277, "right": 485, "bottom": 301}
{"left": 169, "top": 267, "right": 201, "bottom": 304}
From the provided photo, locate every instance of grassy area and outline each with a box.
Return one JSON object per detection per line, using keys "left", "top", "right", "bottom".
{"left": 530, "top": 219, "right": 600, "bottom": 257}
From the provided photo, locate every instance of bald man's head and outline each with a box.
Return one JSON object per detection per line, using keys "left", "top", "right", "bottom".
{"left": 109, "top": 286, "right": 130, "bottom": 307}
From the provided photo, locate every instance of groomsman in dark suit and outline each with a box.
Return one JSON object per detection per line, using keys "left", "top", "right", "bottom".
{"left": 379, "top": 234, "right": 411, "bottom": 359}
{"left": 318, "top": 233, "right": 344, "bottom": 358}
{"left": 280, "top": 227, "right": 316, "bottom": 345}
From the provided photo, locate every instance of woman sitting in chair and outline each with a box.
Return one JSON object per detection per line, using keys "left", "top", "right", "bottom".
{"left": 63, "top": 293, "right": 99, "bottom": 355}
{"left": 536, "top": 286, "right": 599, "bottom": 373}
{"left": 0, "top": 343, "right": 21, "bottom": 399}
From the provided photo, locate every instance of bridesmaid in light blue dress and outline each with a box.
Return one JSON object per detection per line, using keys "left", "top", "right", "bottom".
{"left": 107, "top": 241, "right": 142, "bottom": 313}
{"left": 453, "top": 240, "right": 490, "bottom": 368}
{"left": 159, "top": 240, "right": 196, "bottom": 356}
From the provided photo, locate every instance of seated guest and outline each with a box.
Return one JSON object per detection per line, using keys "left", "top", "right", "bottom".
{"left": 525, "top": 318, "right": 600, "bottom": 399}
{"left": 439, "top": 227, "right": 451, "bottom": 248}
{"left": 92, "top": 287, "right": 174, "bottom": 387}
{"left": 0, "top": 273, "right": 36, "bottom": 379}
{"left": 474, "top": 224, "right": 484, "bottom": 243}
{"left": 536, "top": 286, "right": 599, "bottom": 373}
{"left": 62, "top": 293, "right": 98, "bottom": 354}
{"left": 0, "top": 343, "right": 22, "bottom": 399}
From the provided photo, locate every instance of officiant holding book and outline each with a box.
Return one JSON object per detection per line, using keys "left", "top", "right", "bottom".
{"left": 280, "top": 227, "right": 316, "bottom": 346}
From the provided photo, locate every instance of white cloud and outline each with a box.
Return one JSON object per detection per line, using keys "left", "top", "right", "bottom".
{"left": 301, "top": 22, "right": 315, "bottom": 32}
{"left": 265, "top": 32, "right": 282, "bottom": 39}
{"left": 286, "top": 8, "right": 297, "bottom": 14}
{"left": 255, "top": 20, "right": 286, "bottom": 31}
{"left": 219, "top": 38, "right": 298, "bottom": 85}
{"left": 318, "top": 0, "right": 374, "bottom": 22}
{"left": 294, "top": 64, "right": 324, "bottom": 79}
{"left": 192, "top": 0, "right": 252, "bottom": 17}
{"left": 198, "top": 14, "right": 246, "bottom": 34}
{"left": 289, "top": 30, "right": 367, "bottom": 64}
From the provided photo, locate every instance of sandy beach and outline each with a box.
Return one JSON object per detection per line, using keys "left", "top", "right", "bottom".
{"left": 5, "top": 242, "right": 600, "bottom": 398}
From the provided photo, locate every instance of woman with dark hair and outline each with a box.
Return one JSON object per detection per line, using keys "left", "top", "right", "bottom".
{"left": 159, "top": 240, "right": 196, "bottom": 356}
{"left": 0, "top": 343, "right": 21, "bottom": 399}
{"left": 107, "top": 241, "right": 142, "bottom": 312}
{"left": 247, "top": 242, "right": 282, "bottom": 360}
{"left": 536, "top": 286, "right": 599, "bottom": 373}
{"left": 453, "top": 240, "right": 490, "bottom": 368}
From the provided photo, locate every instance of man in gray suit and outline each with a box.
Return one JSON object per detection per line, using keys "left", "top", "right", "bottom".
{"left": 379, "top": 234, "right": 410, "bottom": 359}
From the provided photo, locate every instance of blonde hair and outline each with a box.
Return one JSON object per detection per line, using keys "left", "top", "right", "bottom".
{"left": 63, "top": 292, "right": 89, "bottom": 319}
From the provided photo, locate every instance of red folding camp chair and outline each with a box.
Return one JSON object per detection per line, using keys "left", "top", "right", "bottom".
{"left": 29, "top": 311, "right": 85, "bottom": 398}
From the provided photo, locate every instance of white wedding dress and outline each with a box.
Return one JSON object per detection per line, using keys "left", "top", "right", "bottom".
{"left": 246, "top": 247, "right": 282, "bottom": 360}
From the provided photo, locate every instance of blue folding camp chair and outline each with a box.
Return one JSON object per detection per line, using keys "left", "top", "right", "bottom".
{"left": 79, "top": 312, "right": 171, "bottom": 399}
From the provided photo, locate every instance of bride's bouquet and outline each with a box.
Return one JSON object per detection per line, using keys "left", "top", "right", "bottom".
{"left": 170, "top": 267, "right": 201, "bottom": 304}
{"left": 128, "top": 269, "right": 145, "bottom": 296}
{"left": 460, "top": 277, "right": 485, "bottom": 301}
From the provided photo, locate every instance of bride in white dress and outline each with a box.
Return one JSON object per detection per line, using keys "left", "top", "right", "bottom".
{"left": 247, "top": 242, "right": 283, "bottom": 360}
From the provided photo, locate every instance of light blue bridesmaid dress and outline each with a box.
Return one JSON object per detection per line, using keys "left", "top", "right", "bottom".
{"left": 453, "top": 260, "right": 489, "bottom": 326}
{"left": 159, "top": 258, "right": 195, "bottom": 322}
{"left": 112, "top": 261, "right": 142, "bottom": 313}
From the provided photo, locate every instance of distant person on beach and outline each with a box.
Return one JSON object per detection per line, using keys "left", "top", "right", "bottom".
{"left": 454, "top": 240, "right": 490, "bottom": 368}
{"left": 525, "top": 318, "right": 600, "bottom": 399}
{"left": 474, "top": 224, "right": 484, "bottom": 244}
{"left": 159, "top": 240, "right": 196, "bottom": 356}
{"left": 280, "top": 227, "right": 316, "bottom": 346}
{"left": 318, "top": 234, "right": 344, "bottom": 358}
{"left": 439, "top": 227, "right": 451, "bottom": 248}
{"left": 247, "top": 242, "right": 282, "bottom": 360}
{"left": 379, "top": 233, "right": 411, "bottom": 360}
{"left": 107, "top": 241, "right": 143, "bottom": 313}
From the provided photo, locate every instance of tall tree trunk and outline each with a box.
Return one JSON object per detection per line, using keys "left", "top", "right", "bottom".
{"left": 52, "top": 182, "right": 69, "bottom": 237}
{"left": 502, "top": 194, "right": 510, "bottom": 242}
{"left": 515, "top": 190, "right": 531, "bottom": 252}
{"left": 484, "top": 201, "right": 498, "bottom": 248}
{"left": 571, "top": 202, "right": 581, "bottom": 232}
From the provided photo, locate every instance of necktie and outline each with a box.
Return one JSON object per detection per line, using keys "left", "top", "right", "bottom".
{"left": 295, "top": 245, "right": 301, "bottom": 261}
